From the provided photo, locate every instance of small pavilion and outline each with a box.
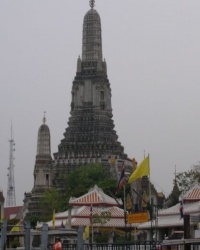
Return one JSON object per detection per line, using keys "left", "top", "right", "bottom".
{"left": 37, "top": 185, "right": 138, "bottom": 238}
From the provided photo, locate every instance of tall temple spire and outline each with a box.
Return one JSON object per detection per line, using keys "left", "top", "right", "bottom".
{"left": 37, "top": 114, "right": 51, "bottom": 156}
{"left": 82, "top": 2, "right": 102, "bottom": 66}
{"left": 34, "top": 114, "right": 52, "bottom": 189}
{"left": 25, "top": 116, "right": 52, "bottom": 219}
{"left": 53, "top": 1, "right": 130, "bottom": 181}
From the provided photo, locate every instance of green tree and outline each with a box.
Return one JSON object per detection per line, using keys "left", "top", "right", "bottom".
{"left": 38, "top": 163, "right": 120, "bottom": 222}
{"left": 38, "top": 188, "right": 68, "bottom": 222}
{"left": 94, "top": 232, "right": 110, "bottom": 243}
{"left": 25, "top": 214, "right": 40, "bottom": 229}
{"left": 176, "top": 166, "right": 200, "bottom": 193}
{"left": 92, "top": 211, "right": 111, "bottom": 224}
{"left": 64, "top": 163, "right": 116, "bottom": 197}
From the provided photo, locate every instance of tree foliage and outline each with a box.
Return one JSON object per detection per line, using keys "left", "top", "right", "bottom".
{"left": 25, "top": 214, "right": 40, "bottom": 229}
{"left": 165, "top": 163, "right": 200, "bottom": 207}
{"left": 93, "top": 211, "right": 111, "bottom": 224}
{"left": 176, "top": 165, "right": 200, "bottom": 193}
{"left": 38, "top": 188, "right": 68, "bottom": 222}
{"left": 36, "top": 163, "right": 120, "bottom": 222}
{"left": 64, "top": 163, "right": 116, "bottom": 198}
{"left": 94, "top": 232, "right": 110, "bottom": 243}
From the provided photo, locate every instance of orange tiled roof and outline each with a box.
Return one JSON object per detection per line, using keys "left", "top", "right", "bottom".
{"left": 183, "top": 185, "right": 200, "bottom": 201}
{"left": 38, "top": 205, "right": 133, "bottom": 229}
{"left": 37, "top": 186, "right": 129, "bottom": 229}
{"left": 4, "top": 206, "right": 23, "bottom": 220}
{"left": 69, "top": 185, "right": 122, "bottom": 207}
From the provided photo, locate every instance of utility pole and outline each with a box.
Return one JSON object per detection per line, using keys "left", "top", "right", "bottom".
{"left": 6, "top": 123, "right": 16, "bottom": 206}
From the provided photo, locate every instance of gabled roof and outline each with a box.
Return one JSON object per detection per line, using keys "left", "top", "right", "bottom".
{"left": 139, "top": 201, "right": 200, "bottom": 229}
{"left": 159, "top": 201, "right": 200, "bottom": 216}
{"left": 37, "top": 205, "right": 129, "bottom": 229}
{"left": 36, "top": 186, "right": 130, "bottom": 229}
{"left": 183, "top": 184, "right": 200, "bottom": 202}
{"left": 138, "top": 214, "right": 183, "bottom": 229}
{"left": 69, "top": 185, "right": 122, "bottom": 207}
{"left": 4, "top": 206, "right": 23, "bottom": 220}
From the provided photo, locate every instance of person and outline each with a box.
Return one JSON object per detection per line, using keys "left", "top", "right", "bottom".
{"left": 53, "top": 238, "right": 62, "bottom": 250}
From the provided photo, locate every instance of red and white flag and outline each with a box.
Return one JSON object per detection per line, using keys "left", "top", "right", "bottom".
{"left": 115, "top": 162, "right": 126, "bottom": 195}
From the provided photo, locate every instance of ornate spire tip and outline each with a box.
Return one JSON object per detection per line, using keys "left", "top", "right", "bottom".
{"left": 43, "top": 111, "right": 46, "bottom": 124}
{"left": 89, "top": 0, "right": 95, "bottom": 9}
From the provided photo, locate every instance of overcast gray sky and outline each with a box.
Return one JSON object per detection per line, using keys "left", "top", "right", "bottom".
{"left": 1, "top": 0, "right": 200, "bottom": 205}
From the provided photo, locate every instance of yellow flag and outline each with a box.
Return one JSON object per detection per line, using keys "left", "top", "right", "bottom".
{"left": 128, "top": 156, "right": 149, "bottom": 184}
{"left": 83, "top": 225, "right": 90, "bottom": 240}
{"left": 11, "top": 222, "right": 20, "bottom": 232}
{"left": 52, "top": 209, "right": 55, "bottom": 229}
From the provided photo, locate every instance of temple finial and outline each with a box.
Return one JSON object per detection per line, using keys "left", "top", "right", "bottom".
{"left": 43, "top": 111, "right": 46, "bottom": 124}
{"left": 174, "top": 165, "right": 177, "bottom": 183}
{"left": 89, "top": 0, "right": 95, "bottom": 9}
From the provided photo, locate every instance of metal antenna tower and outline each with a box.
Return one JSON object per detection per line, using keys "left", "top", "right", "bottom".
{"left": 6, "top": 123, "right": 16, "bottom": 206}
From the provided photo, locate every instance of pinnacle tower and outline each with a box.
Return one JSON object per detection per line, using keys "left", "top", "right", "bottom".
{"left": 36, "top": 114, "right": 51, "bottom": 159}
{"left": 34, "top": 113, "right": 52, "bottom": 190}
{"left": 25, "top": 114, "right": 52, "bottom": 218}
{"left": 53, "top": 1, "right": 132, "bottom": 185}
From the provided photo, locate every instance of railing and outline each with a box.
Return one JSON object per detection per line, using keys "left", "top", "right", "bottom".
{"left": 82, "top": 242, "right": 200, "bottom": 250}
{"left": 47, "top": 244, "right": 77, "bottom": 250}
{"left": 83, "top": 242, "right": 163, "bottom": 250}
{"left": 4, "top": 241, "right": 200, "bottom": 250}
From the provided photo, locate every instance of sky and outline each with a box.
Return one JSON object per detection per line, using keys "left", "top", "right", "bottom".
{"left": 1, "top": 0, "right": 200, "bottom": 206}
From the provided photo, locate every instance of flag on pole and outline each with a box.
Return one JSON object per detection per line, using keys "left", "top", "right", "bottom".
{"left": 83, "top": 225, "right": 90, "bottom": 240}
{"left": 115, "top": 162, "right": 126, "bottom": 194}
{"left": 52, "top": 209, "right": 55, "bottom": 229}
{"left": 179, "top": 200, "right": 184, "bottom": 219}
{"left": 89, "top": 205, "right": 93, "bottom": 223}
{"left": 128, "top": 156, "right": 150, "bottom": 184}
{"left": 10, "top": 221, "right": 20, "bottom": 232}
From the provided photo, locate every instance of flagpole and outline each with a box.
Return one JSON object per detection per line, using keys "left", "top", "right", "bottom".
{"left": 115, "top": 161, "right": 127, "bottom": 238}
{"left": 90, "top": 204, "right": 93, "bottom": 243}
{"left": 124, "top": 185, "right": 127, "bottom": 240}
{"left": 148, "top": 154, "right": 151, "bottom": 205}
{"left": 124, "top": 185, "right": 126, "bottom": 215}
{"left": 115, "top": 159, "right": 119, "bottom": 180}
{"left": 92, "top": 220, "right": 93, "bottom": 243}
{"left": 148, "top": 154, "right": 153, "bottom": 242}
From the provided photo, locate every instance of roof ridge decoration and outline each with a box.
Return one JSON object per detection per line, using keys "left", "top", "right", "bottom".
{"left": 69, "top": 185, "right": 122, "bottom": 206}
{"left": 88, "top": 185, "right": 102, "bottom": 193}
{"left": 89, "top": 0, "right": 95, "bottom": 9}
